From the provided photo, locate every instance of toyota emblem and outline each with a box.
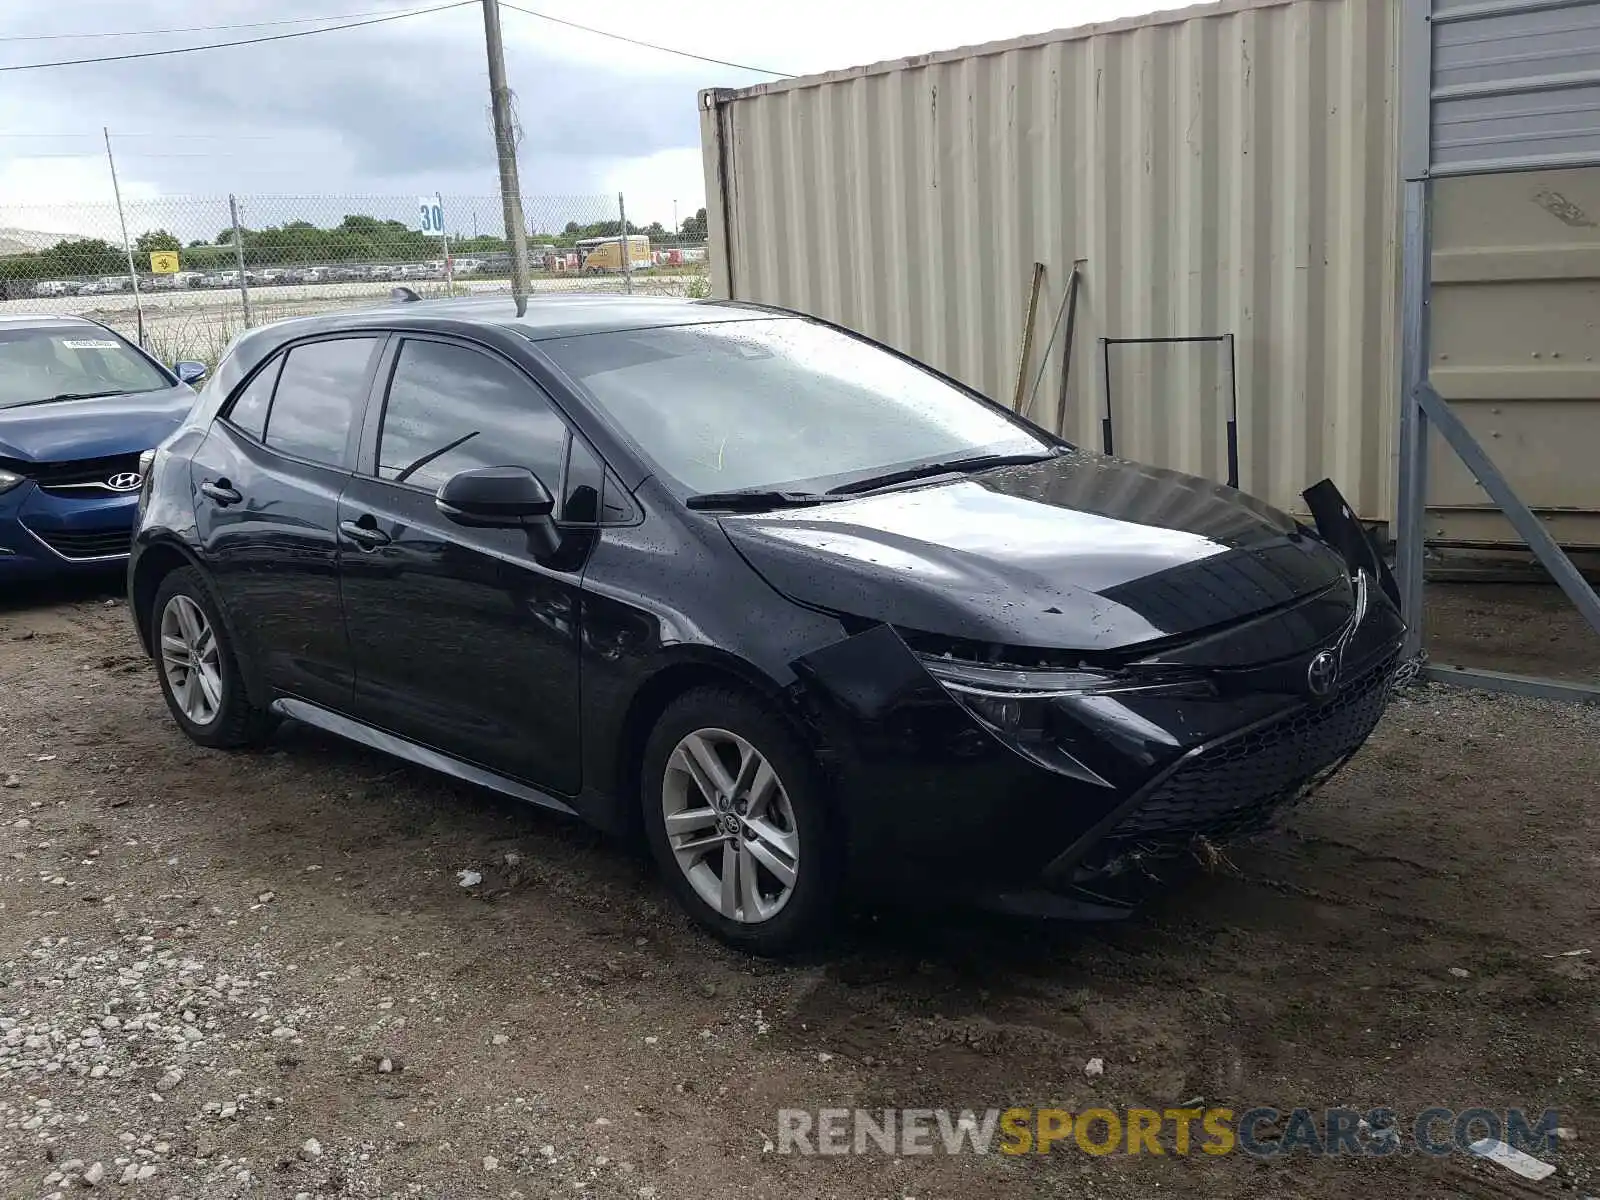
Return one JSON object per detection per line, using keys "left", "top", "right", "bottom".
{"left": 106, "top": 471, "right": 143, "bottom": 492}
{"left": 1306, "top": 650, "right": 1340, "bottom": 698}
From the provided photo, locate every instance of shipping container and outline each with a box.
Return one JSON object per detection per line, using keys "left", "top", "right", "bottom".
{"left": 701, "top": 0, "right": 1403, "bottom": 526}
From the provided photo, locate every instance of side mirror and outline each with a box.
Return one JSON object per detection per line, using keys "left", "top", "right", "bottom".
{"left": 436, "top": 466, "right": 559, "bottom": 557}
{"left": 174, "top": 360, "right": 208, "bottom": 386}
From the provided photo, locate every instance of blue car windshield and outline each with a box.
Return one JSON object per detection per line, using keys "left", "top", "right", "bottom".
{"left": 0, "top": 326, "right": 169, "bottom": 410}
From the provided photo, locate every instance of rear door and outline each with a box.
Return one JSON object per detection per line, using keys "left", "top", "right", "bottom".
{"left": 190, "top": 335, "right": 384, "bottom": 710}
{"left": 338, "top": 335, "right": 587, "bottom": 794}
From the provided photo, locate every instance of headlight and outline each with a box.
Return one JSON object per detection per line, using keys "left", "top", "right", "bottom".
{"left": 918, "top": 655, "right": 1212, "bottom": 702}
{"left": 138, "top": 449, "right": 156, "bottom": 478}
{"left": 0, "top": 467, "right": 24, "bottom": 494}
{"left": 916, "top": 654, "right": 1212, "bottom": 781}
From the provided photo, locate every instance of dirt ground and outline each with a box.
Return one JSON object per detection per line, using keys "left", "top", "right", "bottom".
{"left": 1426, "top": 582, "right": 1600, "bottom": 684}
{"left": 1, "top": 577, "right": 1595, "bottom": 1200}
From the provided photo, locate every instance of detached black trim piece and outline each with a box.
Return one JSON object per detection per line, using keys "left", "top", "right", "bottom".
{"left": 1304, "top": 477, "right": 1401, "bottom": 610}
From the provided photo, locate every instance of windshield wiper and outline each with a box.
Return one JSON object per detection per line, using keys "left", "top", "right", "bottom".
{"left": 826, "top": 450, "right": 1060, "bottom": 495}
{"left": 396, "top": 430, "right": 478, "bottom": 483}
{"left": 685, "top": 489, "right": 837, "bottom": 512}
{"left": 8, "top": 389, "right": 127, "bottom": 408}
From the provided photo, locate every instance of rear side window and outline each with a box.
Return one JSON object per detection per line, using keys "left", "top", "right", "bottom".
{"left": 265, "top": 337, "right": 381, "bottom": 467}
{"left": 376, "top": 339, "right": 566, "bottom": 495}
{"left": 225, "top": 357, "right": 281, "bottom": 440}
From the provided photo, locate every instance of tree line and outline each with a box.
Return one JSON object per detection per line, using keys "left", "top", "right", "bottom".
{"left": 0, "top": 207, "right": 709, "bottom": 282}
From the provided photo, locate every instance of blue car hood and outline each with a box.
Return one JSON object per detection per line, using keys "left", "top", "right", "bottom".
{"left": 0, "top": 385, "right": 195, "bottom": 463}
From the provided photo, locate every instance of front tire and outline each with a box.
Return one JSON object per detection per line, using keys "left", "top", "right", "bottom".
{"left": 152, "top": 567, "right": 272, "bottom": 749}
{"left": 641, "top": 686, "right": 843, "bottom": 955}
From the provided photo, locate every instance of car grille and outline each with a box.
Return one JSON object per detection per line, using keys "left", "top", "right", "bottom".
{"left": 28, "top": 526, "right": 134, "bottom": 559}
{"left": 1109, "top": 652, "right": 1399, "bottom": 842}
{"left": 20, "top": 453, "right": 145, "bottom": 495}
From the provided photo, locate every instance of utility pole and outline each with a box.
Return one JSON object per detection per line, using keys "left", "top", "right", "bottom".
{"left": 103, "top": 128, "right": 146, "bottom": 348}
{"left": 229, "top": 195, "right": 253, "bottom": 328}
{"left": 618, "top": 192, "right": 632, "bottom": 295}
{"left": 482, "top": 0, "right": 531, "bottom": 314}
{"left": 437, "top": 192, "right": 454, "bottom": 293}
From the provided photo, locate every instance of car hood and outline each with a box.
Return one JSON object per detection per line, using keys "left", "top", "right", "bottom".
{"left": 0, "top": 385, "right": 194, "bottom": 463}
{"left": 719, "top": 450, "right": 1351, "bottom": 652}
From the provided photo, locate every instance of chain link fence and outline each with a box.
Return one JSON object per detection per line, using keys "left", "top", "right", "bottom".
{"left": 0, "top": 194, "right": 711, "bottom": 366}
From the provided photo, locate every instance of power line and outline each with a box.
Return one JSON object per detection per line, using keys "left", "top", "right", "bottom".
{"left": 0, "top": 6, "right": 420, "bottom": 43}
{"left": 499, "top": 3, "right": 793, "bottom": 77}
{"left": 0, "top": 1, "right": 476, "bottom": 73}
{"left": 0, "top": 133, "right": 284, "bottom": 140}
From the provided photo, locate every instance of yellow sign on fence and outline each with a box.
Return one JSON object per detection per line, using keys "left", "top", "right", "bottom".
{"left": 149, "top": 251, "right": 180, "bottom": 274}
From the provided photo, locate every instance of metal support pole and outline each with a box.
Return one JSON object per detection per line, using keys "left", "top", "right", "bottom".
{"left": 103, "top": 128, "right": 146, "bottom": 348}
{"left": 618, "top": 192, "right": 632, "bottom": 294}
{"left": 1054, "top": 263, "right": 1082, "bottom": 438}
{"left": 1012, "top": 262, "right": 1045, "bottom": 414}
{"left": 1097, "top": 338, "right": 1114, "bottom": 456}
{"left": 229, "top": 195, "right": 253, "bottom": 329}
{"left": 1417, "top": 382, "right": 1600, "bottom": 638}
{"left": 1224, "top": 332, "right": 1239, "bottom": 489}
{"left": 437, "top": 192, "right": 454, "bottom": 293}
{"left": 1396, "top": 179, "right": 1432, "bottom": 658}
{"left": 482, "top": 0, "right": 531, "bottom": 315}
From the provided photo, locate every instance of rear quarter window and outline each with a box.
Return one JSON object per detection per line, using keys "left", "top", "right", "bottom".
{"left": 263, "top": 337, "right": 381, "bottom": 468}
{"left": 224, "top": 358, "right": 282, "bottom": 441}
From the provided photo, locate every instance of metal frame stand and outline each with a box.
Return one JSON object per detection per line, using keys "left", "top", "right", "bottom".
{"left": 1098, "top": 334, "right": 1239, "bottom": 488}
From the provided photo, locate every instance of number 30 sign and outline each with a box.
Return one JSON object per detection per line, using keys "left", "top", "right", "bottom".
{"left": 417, "top": 197, "right": 444, "bottom": 235}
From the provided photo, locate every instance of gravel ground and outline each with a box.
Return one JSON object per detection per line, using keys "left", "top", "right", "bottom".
{"left": 0, "top": 579, "right": 1596, "bottom": 1200}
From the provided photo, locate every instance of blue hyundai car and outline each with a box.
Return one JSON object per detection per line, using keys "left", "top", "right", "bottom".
{"left": 1, "top": 315, "right": 204, "bottom": 582}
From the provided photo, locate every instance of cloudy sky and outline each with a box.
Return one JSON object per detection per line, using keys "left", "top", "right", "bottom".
{"left": 1, "top": 0, "right": 1185, "bottom": 240}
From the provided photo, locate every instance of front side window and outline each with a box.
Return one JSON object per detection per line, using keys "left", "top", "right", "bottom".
{"left": 0, "top": 325, "right": 169, "bottom": 410}
{"left": 376, "top": 339, "right": 566, "bottom": 495}
{"left": 540, "top": 318, "right": 1049, "bottom": 495}
{"left": 562, "top": 435, "right": 604, "bottom": 525}
{"left": 264, "top": 337, "right": 381, "bottom": 467}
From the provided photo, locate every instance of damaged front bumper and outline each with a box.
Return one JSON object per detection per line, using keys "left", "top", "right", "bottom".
{"left": 791, "top": 480, "right": 1412, "bottom": 920}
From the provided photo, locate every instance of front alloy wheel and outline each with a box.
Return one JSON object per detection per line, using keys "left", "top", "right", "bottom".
{"left": 159, "top": 594, "right": 223, "bottom": 726}
{"left": 642, "top": 686, "right": 842, "bottom": 954}
{"left": 662, "top": 728, "right": 800, "bottom": 924}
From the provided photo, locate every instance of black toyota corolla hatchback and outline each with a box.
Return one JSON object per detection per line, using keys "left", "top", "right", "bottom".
{"left": 130, "top": 293, "right": 1405, "bottom": 952}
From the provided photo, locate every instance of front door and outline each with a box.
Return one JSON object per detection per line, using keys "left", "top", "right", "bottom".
{"left": 338, "top": 336, "right": 584, "bottom": 795}
{"left": 190, "top": 335, "right": 384, "bottom": 710}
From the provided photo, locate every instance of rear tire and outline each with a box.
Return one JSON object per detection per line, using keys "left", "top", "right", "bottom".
{"left": 152, "top": 567, "right": 273, "bottom": 749}
{"left": 641, "top": 686, "right": 843, "bottom": 955}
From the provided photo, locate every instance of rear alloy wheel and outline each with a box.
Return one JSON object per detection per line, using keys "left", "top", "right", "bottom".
{"left": 642, "top": 687, "right": 841, "bottom": 954}
{"left": 151, "top": 567, "right": 274, "bottom": 749}
{"left": 159, "top": 594, "right": 223, "bottom": 726}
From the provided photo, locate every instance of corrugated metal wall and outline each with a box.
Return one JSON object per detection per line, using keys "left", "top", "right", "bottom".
{"left": 1429, "top": 0, "right": 1600, "bottom": 176}
{"left": 1428, "top": 167, "right": 1600, "bottom": 548}
{"left": 700, "top": 0, "right": 1402, "bottom": 523}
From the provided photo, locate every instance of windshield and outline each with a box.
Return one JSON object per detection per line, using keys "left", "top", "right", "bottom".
{"left": 541, "top": 319, "right": 1050, "bottom": 495}
{"left": 0, "top": 326, "right": 170, "bottom": 410}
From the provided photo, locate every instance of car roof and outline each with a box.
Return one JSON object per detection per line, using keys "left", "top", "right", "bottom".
{"left": 256, "top": 293, "right": 788, "bottom": 343}
{"left": 0, "top": 314, "right": 105, "bottom": 330}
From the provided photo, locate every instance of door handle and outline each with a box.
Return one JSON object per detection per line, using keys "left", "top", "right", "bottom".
{"left": 200, "top": 480, "right": 241, "bottom": 506}
{"left": 339, "top": 519, "right": 392, "bottom": 548}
